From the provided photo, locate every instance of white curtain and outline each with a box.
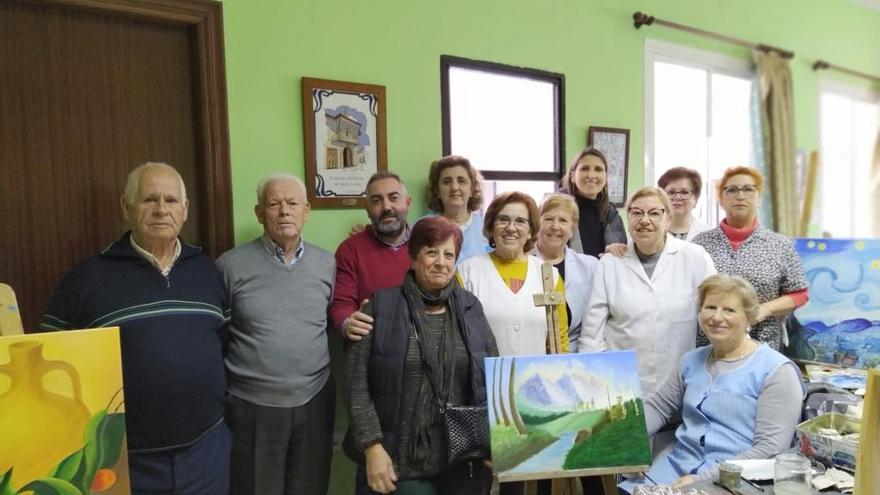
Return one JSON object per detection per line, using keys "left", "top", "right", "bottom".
{"left": 754, "top": 51, "right": 798, "bottom": 236}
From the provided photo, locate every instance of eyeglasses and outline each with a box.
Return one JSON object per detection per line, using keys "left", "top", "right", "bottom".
{"left": 495, "top": 215, "right": 530, "bottom": 229}
{"left": 627, "top": 208, "right": 666, "bottom": 221}
{"left": 722, "top": 185, "right": 758, "bottom": 198}
{"left": 664, "top": 189, "right": 694, "bottom": 199}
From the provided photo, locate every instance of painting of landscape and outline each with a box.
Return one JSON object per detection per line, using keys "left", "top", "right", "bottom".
{"left": 485, "top": 351, "right": 650, "bottom": 481}
{"left": 788, "top": 239, "right": 880, "bottom": 369}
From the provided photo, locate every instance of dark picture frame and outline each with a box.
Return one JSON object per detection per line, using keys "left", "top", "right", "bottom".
{"left": 587, "top": 126, "right": 630, "bottom": 207}
{"left": 301, "top": 77, "right": 387, "bottom": 208}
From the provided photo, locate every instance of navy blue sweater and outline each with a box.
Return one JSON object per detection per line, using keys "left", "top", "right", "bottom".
{"left": 41, "top": 232, "right": 228, "bottom": 451}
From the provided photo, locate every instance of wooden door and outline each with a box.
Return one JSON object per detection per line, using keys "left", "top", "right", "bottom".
{"left": 0, "top": 0, "right": 233, "bottom": 332}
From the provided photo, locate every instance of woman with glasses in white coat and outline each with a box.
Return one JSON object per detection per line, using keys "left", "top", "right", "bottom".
{"left": 578, "top": 187, "right": 716, "bottom": 398}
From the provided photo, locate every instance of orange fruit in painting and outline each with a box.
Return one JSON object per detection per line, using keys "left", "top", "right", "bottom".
{"left": 91, "top": 469, "right": 117, "bottom": 492}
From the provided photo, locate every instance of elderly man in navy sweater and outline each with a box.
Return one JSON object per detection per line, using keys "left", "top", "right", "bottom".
{"left": 41, "top": 162, "right": 230, "bottom": 494}
{"left": 216, "top": 173, "right": 336, "bottom": 495}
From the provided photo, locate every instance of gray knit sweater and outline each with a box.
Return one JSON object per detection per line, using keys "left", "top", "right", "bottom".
{"left": 217, "top": 237, "right": 335, "bottom": 407}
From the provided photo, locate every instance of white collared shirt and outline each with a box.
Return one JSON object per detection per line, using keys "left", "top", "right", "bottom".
{"left": 130, "top": 236, "right": 181, "bottom": 277}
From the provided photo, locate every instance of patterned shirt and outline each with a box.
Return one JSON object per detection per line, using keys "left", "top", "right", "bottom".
{"left": 260, "top": 234, "right": 304, "bottom": 266}
{"left": 692, "top": 225, "right": 808, "bottom": 350}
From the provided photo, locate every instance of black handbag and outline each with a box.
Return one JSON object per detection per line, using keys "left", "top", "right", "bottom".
{"left": 412, "top": 318, "right": 490, "bottom": 465}
{"left": 442, "top": 402, "right": 490, "bottom": 464}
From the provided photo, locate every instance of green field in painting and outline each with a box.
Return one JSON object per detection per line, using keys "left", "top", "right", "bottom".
{"left": 562, "top": 400, "right": 650, "bottom": 470}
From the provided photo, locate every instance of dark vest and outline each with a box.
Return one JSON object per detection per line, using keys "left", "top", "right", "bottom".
{"left": 345, "top": 284, "right": 493, "bottom": 463}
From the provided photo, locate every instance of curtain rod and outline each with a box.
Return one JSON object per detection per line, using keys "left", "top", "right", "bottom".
{"left": 633, "top": 12, "right": 795, "bottom": 59}
{"left": 813, "top": 60, "right": 880, "bottom": 84}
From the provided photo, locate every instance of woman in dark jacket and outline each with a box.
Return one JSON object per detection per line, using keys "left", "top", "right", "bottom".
{"left": 561, "top": 147, "right": 627, "bottom": 257}
{"left": 345, "top": 216, "right": 498, "bottom": 495}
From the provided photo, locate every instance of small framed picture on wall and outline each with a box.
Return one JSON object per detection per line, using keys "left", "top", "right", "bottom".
{"left": 587, "top": 126, "right": 630, "bottom": 207}
{"left": 301, "top": 77, "right": 387, "bottom": 208}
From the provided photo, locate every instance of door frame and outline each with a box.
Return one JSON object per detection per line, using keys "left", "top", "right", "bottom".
{"left": 24, "top": 0, "right": 234, "bottom": 257}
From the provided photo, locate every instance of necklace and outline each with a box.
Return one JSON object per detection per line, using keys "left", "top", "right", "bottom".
{"left": 712, "top": 337, "right": 756, "bottom": 361}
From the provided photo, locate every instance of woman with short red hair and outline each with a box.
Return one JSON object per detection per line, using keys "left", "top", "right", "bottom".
{"left": 692, "top": 166, "right": 809, "bottom": 350}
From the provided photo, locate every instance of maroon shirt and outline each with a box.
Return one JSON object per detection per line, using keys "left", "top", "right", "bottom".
{"left": 330, "top": 228, "right": 410, "bottom": 331}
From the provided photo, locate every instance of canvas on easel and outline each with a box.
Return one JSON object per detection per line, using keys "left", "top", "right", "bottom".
{"left": 0, "top": 327, "right": 129, "bottom": 494}
{"left": 485, "top": 350, "right": 651, "bottom": 482}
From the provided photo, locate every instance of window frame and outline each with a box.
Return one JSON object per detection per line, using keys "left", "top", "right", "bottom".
{"left": 643, "top": 39, "right": 755, "bottom": 225}
{"left": 818, "top": 79, "right": 880, "bottom": 237}
{"left": 440, "top": 54, "right": 565, "bottom": 183}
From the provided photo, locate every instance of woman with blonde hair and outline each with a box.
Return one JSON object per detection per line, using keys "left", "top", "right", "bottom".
{"left": 619, "top": 274, "right": 805, "bottom": 492}
{"left": 534, "top": 193, "right": 598, "bottom": 352}
{"left": 579, "top": 187, "right": 715, "bottom": 396}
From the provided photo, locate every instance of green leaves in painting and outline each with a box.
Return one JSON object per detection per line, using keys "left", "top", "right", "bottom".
{"left": 17, "top": 478, "right": 81, "bottom": 495}
{"left": 19, "top": 410, "right": 126, "bottom": 495}
{"left": 1, "top": 469, "right": 15, "bottom": 495}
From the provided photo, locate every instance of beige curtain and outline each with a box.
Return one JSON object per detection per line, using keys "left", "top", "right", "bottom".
{"left": 872, "top": 129, "right": 880, "bottom": 237}
{"left": 754, "top": 51, "right": 797, "bottom": 236}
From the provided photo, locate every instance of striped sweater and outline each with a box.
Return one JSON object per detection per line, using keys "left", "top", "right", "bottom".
{"left": 41, "top": 232, "right": 228, "bottom": 451}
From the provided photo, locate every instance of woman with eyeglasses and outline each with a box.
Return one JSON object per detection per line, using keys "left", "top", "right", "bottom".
{"left": 561, "top": 147, "right": 627, "bottom": 257}
{"left": 618, "top": 275, "right": 805, "bottom": 494}
{"left": 579, "top": 187, "right": 715, "bottom": 397}
{"left": 458, "top": 192, "right": 569, "bottom": 495}
{"left": 692, "top": 167, "right": 809, "bottom": 351}
{"left": 458, "top": 191, "right": 568, "bottom": 358}
{"left": 657, "top": 167, "right": 711, "bottom": 242}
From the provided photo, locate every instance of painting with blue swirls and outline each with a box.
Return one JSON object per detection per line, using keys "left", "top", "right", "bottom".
{"left": 787, "top": 239, "right": 880, "bottom": 369}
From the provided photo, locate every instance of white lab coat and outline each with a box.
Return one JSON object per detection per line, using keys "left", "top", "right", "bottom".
{"left": 458, "top": 253, "right": 559, "bottom": 357}
{"left": 559, "top": 247, "right": 598, "bottom": 352}
{"left": 578, "top": 235, "right": 716, "bottom": 395}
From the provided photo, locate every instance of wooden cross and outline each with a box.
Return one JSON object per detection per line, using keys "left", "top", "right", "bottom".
{"left": 532, "top": 262, "right": 566, "bottom": 355}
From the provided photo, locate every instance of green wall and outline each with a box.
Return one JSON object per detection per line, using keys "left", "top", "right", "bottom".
{"left": 222, "top": 0, "right": 879, "bottom": 252}
{"left": 219, "top": 2, "right": 878, "bottom": 491}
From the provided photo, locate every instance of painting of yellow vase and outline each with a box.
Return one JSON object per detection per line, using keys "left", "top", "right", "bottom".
{"left": 0, "top": 327, "right": 129, "bottom": 494}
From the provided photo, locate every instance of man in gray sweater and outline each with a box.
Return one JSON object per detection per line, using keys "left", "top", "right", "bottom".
{"left": 217, "top": 173, "right": 336, "bottom": 495}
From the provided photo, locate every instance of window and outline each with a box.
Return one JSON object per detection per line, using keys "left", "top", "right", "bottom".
{"left": 645, "top": 40, "right": 759, "bottom": 226}
{"left": 819, "top": 82, "right": 880, "bottom": 238}
{"left": 441, "top": 55, "right": 565, "bottom": 206}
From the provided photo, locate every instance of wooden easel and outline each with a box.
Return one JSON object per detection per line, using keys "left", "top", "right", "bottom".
{"left": 0, "top": 283, "right": 24, "bottom": 336}
{"left": 522, "top": 263, "right": 581, "bottom": 495}
{"left": 523, "top": 263, "right": 618, "bottom": 495}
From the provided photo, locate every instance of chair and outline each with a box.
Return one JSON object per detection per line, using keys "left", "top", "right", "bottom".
{"left": 0, "top": 283, "right": 25, "bottom": 336}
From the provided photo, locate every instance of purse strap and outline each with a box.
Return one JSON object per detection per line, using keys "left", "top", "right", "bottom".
{"left": 410, "top": 313, "right": 457, "bottom": 414}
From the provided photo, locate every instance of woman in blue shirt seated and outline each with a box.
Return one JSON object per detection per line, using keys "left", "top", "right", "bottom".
{"left": 620, "top": 274, "right": 805, "bottom": 493}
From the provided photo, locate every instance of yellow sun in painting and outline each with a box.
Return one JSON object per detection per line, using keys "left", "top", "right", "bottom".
{"left": 871, "top": 260, "right": 880, "bottom": 270}
{"left": 855, "top": 241, "right": 865, "bottom": 251}
{"left": 807, "top": 241, "right": 816, "bottom": 249}
{"left": 818, "top": 243, "right": 827, "bottom": 251}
